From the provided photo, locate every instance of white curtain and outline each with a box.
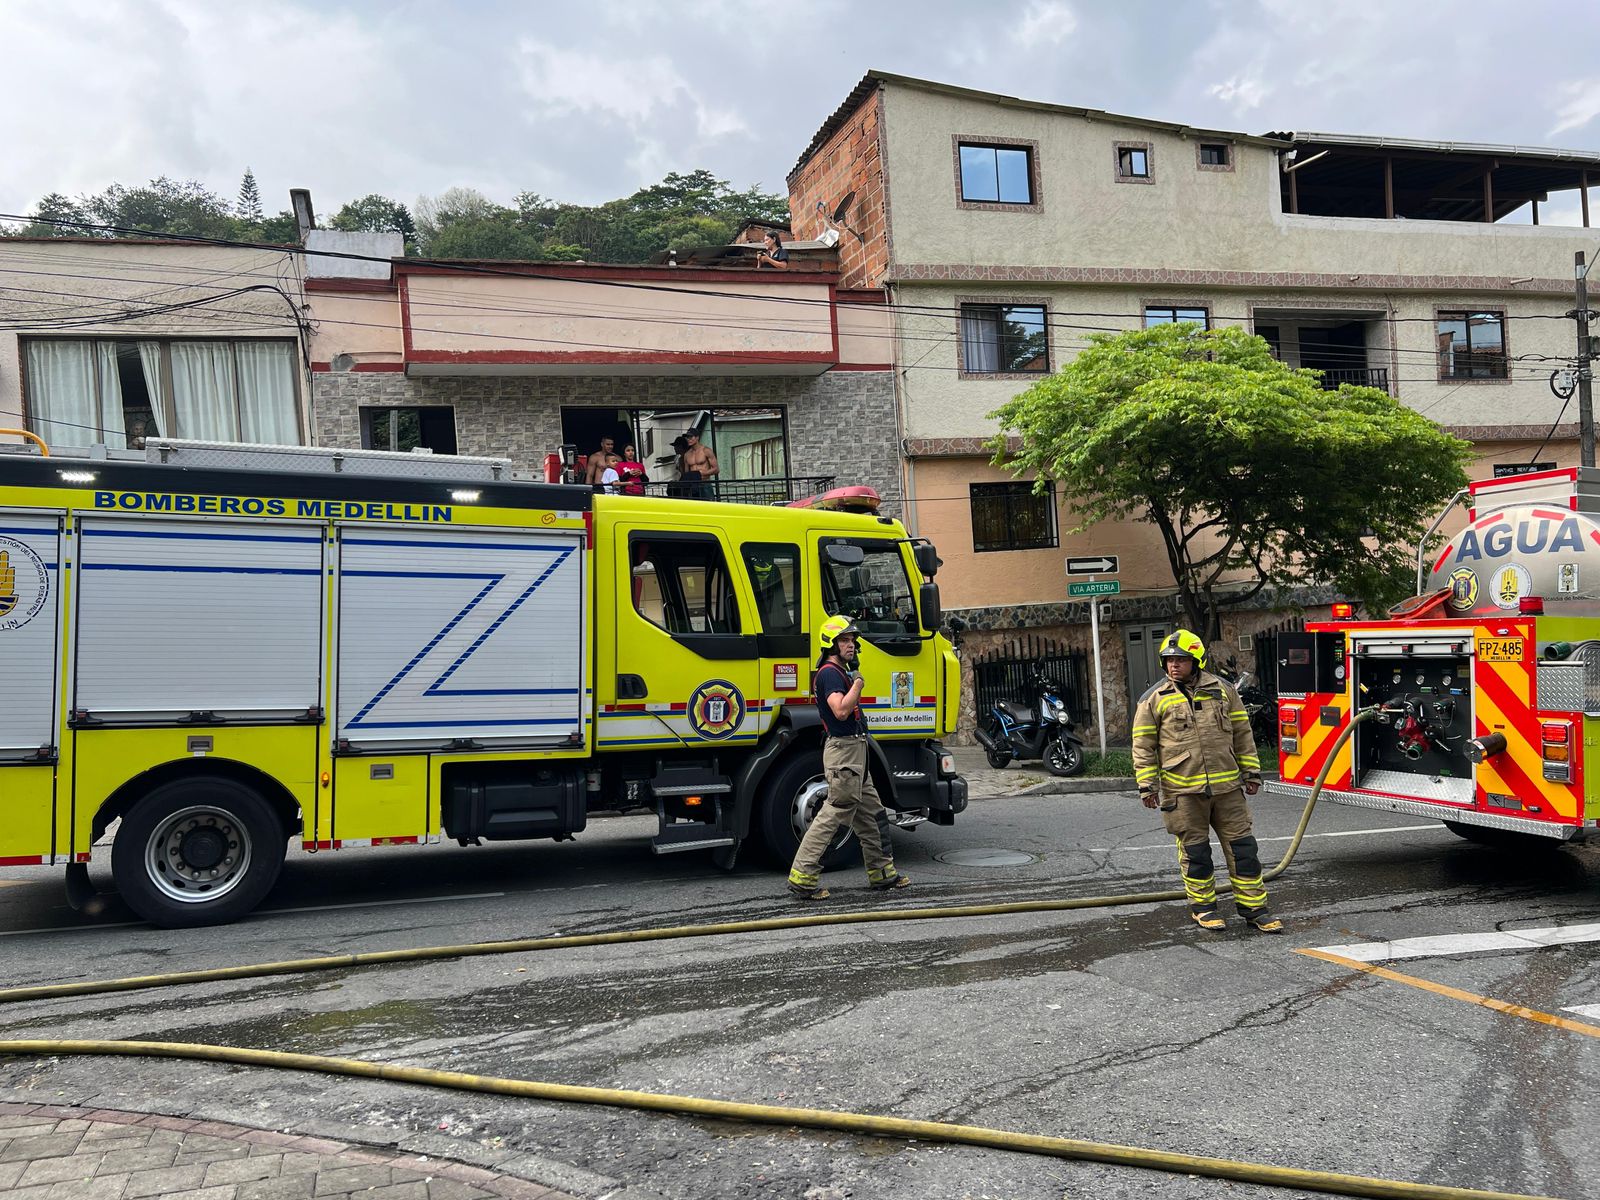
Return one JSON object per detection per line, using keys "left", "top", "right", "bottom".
{"left": 24, "top": 341, "right": 99, "bottom": 446}
{"left": 235, "top": 342, "right": 300, "bottom": 445}
{"left": 960, "top": 310, "right": 1000, "bottom": 372}
{"left": 137, "top": 342, "right": 167, "bottom": 437}
{"left": 94, "top": 342, "right": 128, "bottom": 449}
{"left": 171, "top": 341, "right": 238, "bottom": 440}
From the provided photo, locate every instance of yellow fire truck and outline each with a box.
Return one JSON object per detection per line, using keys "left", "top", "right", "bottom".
{"left": 1271, "top": 466, "right": 1600, "bottom": 847}
{"left": 0, "top": 439, "right": 965, "bottom": 926}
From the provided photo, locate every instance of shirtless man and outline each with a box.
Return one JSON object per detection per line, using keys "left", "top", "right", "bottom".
{"left": 585, "top": 436, "right": 621, "bottom": 486}
{"left": 679, "top": 429, "right": 719, "bottom": 499}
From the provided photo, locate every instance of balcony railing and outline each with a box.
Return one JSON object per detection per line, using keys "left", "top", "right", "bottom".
{"left": 628, "top": 475, "right": 837, "bottom": 505}
{"left": 1317, "top": 367, "right": 1390, "bottom": 393}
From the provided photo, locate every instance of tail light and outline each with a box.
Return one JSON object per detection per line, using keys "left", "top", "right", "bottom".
{"left": 1541, "top": 720, "right": 1573, "bottom": 782}
{"left": 1279, "top": 703, "right": 1302, "bottom": 755}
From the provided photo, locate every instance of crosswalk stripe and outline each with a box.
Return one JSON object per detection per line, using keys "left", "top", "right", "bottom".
{"left": 1310, "top": 922, "right": 1600, "bottom": 963}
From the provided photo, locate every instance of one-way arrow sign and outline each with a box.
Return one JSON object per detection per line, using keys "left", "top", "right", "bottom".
{"left": 1066, "top": 555, "right": 1119, "bottom": 576}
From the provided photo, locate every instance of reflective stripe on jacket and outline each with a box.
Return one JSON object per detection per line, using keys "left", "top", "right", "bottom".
{"left": 1131, "top": 669, "right": 1261, "bottom": 796}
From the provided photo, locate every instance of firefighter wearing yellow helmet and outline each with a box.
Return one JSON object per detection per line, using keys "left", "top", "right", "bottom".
{"left": 1131, "top": 629, "right": 1282, "bottom": 933}
{"left": 786, "top": 615, "right": 910, "bottom": 900}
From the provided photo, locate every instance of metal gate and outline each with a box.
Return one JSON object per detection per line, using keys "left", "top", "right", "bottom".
{"left": 971, "top": 635, "right": 1090, "bottom": 727}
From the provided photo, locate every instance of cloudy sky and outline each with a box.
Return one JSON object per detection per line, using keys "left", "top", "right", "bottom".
{"left": 4, "top": 0, "right": 1598, "bottom": 224}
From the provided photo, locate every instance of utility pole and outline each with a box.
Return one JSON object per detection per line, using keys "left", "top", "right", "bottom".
{"left": 1577, "top": 251, "right": 1595, "bottom": 468}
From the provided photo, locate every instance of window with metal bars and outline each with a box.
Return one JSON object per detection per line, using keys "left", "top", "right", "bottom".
{"left": 970, "top": 482, "right": 1058, "bottom": 552}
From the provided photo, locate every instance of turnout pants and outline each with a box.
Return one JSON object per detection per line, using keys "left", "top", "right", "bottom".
{"left": 1158, "top": 787, "right": 1270, "bottom": 916}
{"left": 788, "top": 735, "right": 898, "bottom": 890}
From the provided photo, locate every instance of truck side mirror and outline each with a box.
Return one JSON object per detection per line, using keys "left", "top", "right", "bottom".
{"left": 913, "top": 542, "right": 938, "bottom": 578}
{"left": 919, "top": 580, "right": 941, "bottom": 633}
{"left": 824, "top": 543, "right": 864, "bottom": 566}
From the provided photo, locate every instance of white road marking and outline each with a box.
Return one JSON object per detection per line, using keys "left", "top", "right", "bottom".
{"left": 1314, "top": 922, "right": 1600, "bottom": 963}
{"left": 1087, "top": 824, "right": 1442, "bottom": 854}
{"left": 1562, "top": 1004, "right": 1600, "bottom": 1019}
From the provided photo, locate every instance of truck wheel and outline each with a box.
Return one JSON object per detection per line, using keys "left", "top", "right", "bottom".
{"left": 111, "top": 776, "right": 286, "bottom": 928}
{"left": 756, "top": 750, "right": 858, "bottom": 870}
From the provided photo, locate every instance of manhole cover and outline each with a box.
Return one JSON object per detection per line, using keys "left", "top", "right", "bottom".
{"left": 935, "top": 848, "right": 1039, "bottom": 867}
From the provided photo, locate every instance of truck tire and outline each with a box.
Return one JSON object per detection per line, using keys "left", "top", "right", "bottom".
{"left": 756, "top": 750, "right": 858, "bottom": 871}
{"left": 111, "top": 775, "right": 287, "bottom": 928}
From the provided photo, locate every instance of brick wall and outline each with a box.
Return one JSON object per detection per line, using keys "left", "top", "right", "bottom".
{"left": 788, "top": 89, "right": 890, "bottom": 290}
{"left": 309, "top": 371, "right": 901, "bottom": 516}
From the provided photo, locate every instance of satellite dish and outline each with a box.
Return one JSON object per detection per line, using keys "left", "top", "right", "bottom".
{"left": 331, "top": 353, "right": 355, "bottom": 373}
{"left": 831, "top": 191, "right": 857, "bottom": 223}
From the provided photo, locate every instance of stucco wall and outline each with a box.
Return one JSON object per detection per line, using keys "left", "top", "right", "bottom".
{"left": 0, "top": 240, "right": 305, "bottom": 446}
{"left": 879, "top": 83, "right": 1594, "bottom": 280}
{"left": 403, "top": 274, "right": 836, "bottom": 360}
{"left": 891, "top": 282, "right": 1576, "bottom": 439}
{"left": 309, "top": 370, "right": 901, "bottom": 514}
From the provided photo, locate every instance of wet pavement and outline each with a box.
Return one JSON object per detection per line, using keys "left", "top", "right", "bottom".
{"left": 0, "top": 1101, "right": 579, "bottom": 1199}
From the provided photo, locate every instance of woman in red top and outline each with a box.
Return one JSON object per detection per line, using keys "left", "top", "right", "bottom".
{"left": 615, "top": 445, "right": 648, "bottom": 496}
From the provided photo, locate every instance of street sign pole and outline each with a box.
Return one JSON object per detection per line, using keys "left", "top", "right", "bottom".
{"left": 1086, "top": 578, "right": 1108, "bottom": 759}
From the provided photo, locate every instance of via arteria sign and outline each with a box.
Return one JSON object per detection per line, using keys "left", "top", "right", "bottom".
{"left": 1428, "top": 510, "right": 1600, "bottom": 615}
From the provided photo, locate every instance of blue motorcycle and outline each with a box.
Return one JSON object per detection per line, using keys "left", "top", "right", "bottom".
{"left": 974, "top": 665, "right": 1086, "bottom": 776}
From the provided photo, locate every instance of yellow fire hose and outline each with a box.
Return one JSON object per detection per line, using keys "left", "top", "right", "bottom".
{"left": 6, "top": 709, "right": 1560, "bottom": 1200}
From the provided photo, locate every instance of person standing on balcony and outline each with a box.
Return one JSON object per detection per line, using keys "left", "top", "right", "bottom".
{"left": 615, "top": 444, "right": 647, "bottom": 496}
{"left": 1132, "top": 629, "right": 1282, "bottom": 935}
{"left": 585, "top": 435, "right": 621, "bottom": 487}
{"left": 679, "top": 428, "right": 718, "bottom": 500}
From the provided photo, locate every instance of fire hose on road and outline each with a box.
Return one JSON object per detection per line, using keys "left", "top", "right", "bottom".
{"left": 0, "top": 707, "right": 1568, "bottom": 1200}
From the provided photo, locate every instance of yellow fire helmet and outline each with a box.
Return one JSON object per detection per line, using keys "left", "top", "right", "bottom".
{"left": 1157, "top": 628, "right": 1207, "bottom": 669}
{"left": 818, "top": 614, "right": 862, "bottom": 652}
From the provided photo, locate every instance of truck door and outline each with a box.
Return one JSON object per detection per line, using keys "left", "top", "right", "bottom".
{"left": 0, "top": 514, "right": 62, "bottom": 862}
{"left": 603, "top": 526, "right": 760, "bottom": 750}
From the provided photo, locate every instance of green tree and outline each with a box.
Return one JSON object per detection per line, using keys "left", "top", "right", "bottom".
{"left": 9, "top": 192, "right": 92, "bottom": 237}
{"left": 236, "top": 168, "right": 263, "bottom": 224}
{"left": 82, "top": 177, "right": 239, "bottom": 239}
{"left": 989, "top": 323, "right": 1472, "bottom": 641}
{"left": 329, "top": 194, "right": 418, "bottom": 253}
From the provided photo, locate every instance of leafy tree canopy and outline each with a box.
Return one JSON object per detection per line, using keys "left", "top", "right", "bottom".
{"left": 4, "top": 170, "right": 789, "bottom": 265}
{"left": 989, "top": 323, "right": 1473, "bottom": 641}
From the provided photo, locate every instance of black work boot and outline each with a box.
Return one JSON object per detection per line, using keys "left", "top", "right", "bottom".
{"left": 1189, "top": 903, "right": 1226, "bottom": 930}
{"left": 1244, "top": 908, "right": 1284, "bottom": 934}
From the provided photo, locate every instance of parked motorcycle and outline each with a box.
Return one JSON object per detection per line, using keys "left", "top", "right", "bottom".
{"left": 1221, "top": 661, "right": 1277, "bottom": 751}
{"left": 973, "top": 665, "right": 1086, "bottom": 776}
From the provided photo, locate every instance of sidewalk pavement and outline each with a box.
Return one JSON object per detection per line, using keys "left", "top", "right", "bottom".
{"left": 0, "top": 1103, "right": 584, "bottom": 1200}
{"left": 949, "top": 744, "right": 1136, "bottom": 798}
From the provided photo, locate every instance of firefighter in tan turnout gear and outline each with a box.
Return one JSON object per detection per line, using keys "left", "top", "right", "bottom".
{"left": 1132, "top": 630, "right": 1284, "bottom": 933}
{"left": 786, "top": 615, "right": 911, "bottom": 900}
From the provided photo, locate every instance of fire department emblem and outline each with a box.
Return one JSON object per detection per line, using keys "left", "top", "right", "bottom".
{"left": 1446, "top": 568, "right": 1478, "bottom": 612}
{"left": 0, "top": 537, "right": 48, "bottom": 632}
{"left": 687, "top": 679, "right": 746, "bottom": 740}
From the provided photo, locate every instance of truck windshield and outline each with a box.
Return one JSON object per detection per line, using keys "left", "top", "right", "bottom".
{"left": 820, "top": 540, "right": 919, "bottom": 642}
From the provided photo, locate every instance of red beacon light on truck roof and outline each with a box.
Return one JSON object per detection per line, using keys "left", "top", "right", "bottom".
{"left": 1330, "top": 602, "right": 1354, "bottom": 619}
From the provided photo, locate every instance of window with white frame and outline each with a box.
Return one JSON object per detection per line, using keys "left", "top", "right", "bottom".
{"left": 23, "top": 338, "right": 301, "bottom": 448}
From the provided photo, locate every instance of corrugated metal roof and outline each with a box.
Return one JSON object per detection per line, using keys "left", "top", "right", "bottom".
{"left": 1268, "top": 130, "right": 1600, "bottom": 166}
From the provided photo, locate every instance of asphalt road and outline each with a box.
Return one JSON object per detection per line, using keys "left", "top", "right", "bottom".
{"left": 1, "top": 788, "right": 1597, "bottom": 1200}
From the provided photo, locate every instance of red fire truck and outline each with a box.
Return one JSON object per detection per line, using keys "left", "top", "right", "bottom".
{"left": 1270, "top": 467, "right": 1600, "bottom": 846}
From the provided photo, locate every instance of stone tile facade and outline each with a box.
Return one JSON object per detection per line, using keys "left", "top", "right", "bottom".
{"left": 308, "top": 370, "right": 902, "bottom": 515}
{"left": 950, "top": 586, "right": 1337, "bottom": 744}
